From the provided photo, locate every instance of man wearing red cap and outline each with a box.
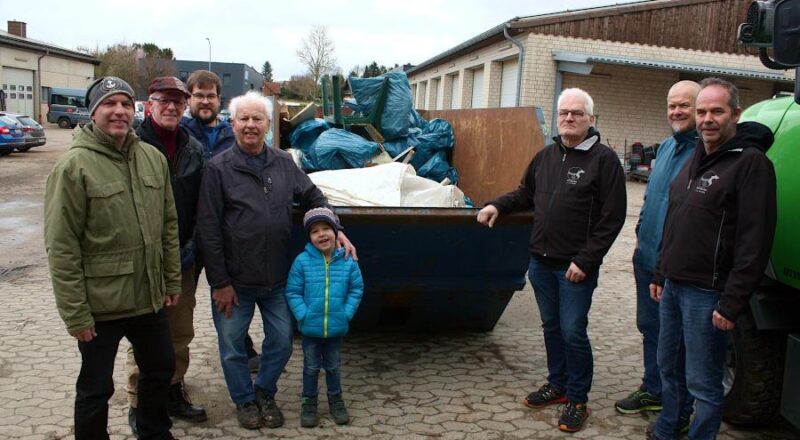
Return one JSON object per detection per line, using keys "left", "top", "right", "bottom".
{"left": 126, "top": 77, "right": 207, "bottom": 433}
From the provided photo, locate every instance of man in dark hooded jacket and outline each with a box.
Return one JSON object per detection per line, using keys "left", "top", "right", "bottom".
{"left": 477, "top": 88, "right": 627, "bottom": 433}
{"left": 648, "top": 77, "right": 777, "bottom": 440}
{"left": 126, "top": 77, "right": 206, "bottom": 434}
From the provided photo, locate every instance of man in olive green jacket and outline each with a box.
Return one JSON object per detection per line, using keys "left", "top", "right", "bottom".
{"left": 44, "top": 76, "right": 181, "bottom": 440}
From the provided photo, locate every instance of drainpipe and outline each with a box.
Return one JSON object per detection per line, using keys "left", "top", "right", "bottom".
{"left": 36, "top": 50, "right": 50, "bottom": 123}
{"left": 503, "top": 20, "right": 524, "bottom": 107}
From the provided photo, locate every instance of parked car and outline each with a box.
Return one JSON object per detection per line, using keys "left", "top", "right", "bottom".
{"left": 0, "top": 115, "right": 25, "bottom": 156}
{"left": 0, "top": 113, "right": 46, "bottom": 151}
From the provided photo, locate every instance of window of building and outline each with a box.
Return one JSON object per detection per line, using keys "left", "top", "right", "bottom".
{"left": 223, "top": 73, "right": 232, "bottom": 86}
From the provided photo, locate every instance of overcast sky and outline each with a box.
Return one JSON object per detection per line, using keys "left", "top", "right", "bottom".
{"left": 7, "top": 0, "right": 640, "bottom": 81}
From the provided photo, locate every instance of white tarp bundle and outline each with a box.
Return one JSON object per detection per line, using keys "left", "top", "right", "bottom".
{"left": 308, "top": 162, "right": 466, "bottom": 208}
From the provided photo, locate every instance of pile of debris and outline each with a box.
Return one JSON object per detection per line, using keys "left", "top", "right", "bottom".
{"left": 285, "top": 72, "right": 464, "bottom": 208}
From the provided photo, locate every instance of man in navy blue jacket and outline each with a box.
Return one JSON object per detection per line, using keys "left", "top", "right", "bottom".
{"left": 181, "top": 70, "right": 262, "bottom": 369}
{"left": 615, "top": 81, "right": 699, "bottom": 431}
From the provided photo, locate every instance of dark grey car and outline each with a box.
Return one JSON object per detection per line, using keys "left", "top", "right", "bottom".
{"left": 1, "top": 113, "right": 46, "bottom": 151}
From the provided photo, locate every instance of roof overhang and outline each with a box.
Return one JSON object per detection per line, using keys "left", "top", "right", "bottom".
{"left": 0, "top": 34, "right": 99, "bottom": 65}
{"left": 552, "top": 51, "right": 794, "bottom": 83}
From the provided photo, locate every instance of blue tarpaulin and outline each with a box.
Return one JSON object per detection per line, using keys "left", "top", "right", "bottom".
{"left": 289, "top": 119, "right": 331, "bottom": 153}
{"left": 302, "top": 128, "right": 380, "bottom": 172}
{"left": 348, "top": 72, "right": 414, "bottom": 141}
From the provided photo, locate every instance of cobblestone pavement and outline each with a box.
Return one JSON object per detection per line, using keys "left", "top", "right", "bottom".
{"left": 1, "top": 128, "right": 797, "bottom": 439}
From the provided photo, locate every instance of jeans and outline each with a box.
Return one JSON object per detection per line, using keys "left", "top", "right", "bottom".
{"left": 302, "top": 336, "right": 343, "bottom": 397}
{"left": 633, "top": 251, "right": 662, "bottom": 396}
{"left": 656, "top": 280, "right": 727, "bottom": 440}
{"left": 75, "top": 309, "right": 174, "bottom": 440}
{"left": 528, "top": 256, "right": 598, "bottom": 403}
{"left": 211, "top": 285, "right": 293, "bottom": 405}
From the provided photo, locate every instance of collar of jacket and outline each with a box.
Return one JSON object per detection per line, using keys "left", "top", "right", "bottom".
{"left": 673, "top": 128, "right": 698, "bottom": 145}
{"left": 139, "top": 117, "right": 191, "bottom": 150}
{"left": 230, "top": 142, "right": 274, "bottom": 172}
{"left": 304, "top": 241, "right": 344, "bottom": 262}
{"left": 71, "top": 122, "right": 137, "bottom": 161}
{"left": 553, "top": 127, "right": 601, "bottom": 152}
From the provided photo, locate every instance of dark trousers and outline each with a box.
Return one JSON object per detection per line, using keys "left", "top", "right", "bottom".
{"left": 75, "top": 309, "right": 175, "bottom": 440}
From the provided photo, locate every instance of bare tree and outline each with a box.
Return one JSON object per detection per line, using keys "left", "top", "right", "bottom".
{"left": 87, "top": 42, "right": 175, "bottom": 98}
{"left": 296, "top": 25, "right": 337, "bottom": 89}
{"left": 282, "top": 74, "right": 318, "bottom": 101}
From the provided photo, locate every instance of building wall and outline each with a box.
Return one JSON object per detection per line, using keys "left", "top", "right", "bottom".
{"left": 409, "top": 32, "right": 792, "bottom": 151}
{"left": 1, "top": 45, "right": 95, "bottom": 120}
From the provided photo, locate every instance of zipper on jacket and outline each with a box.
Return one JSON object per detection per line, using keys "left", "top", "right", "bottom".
{"left": 542, "top": 149, "right": 567, "bottom": 257}
{"left": 712, "top": 210, "right": 726, "bottom": 287}
{"left": 323, "top": 256, "right": 330, "bottom": 338}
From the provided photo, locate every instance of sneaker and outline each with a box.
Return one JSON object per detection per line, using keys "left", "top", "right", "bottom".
{"left": 255, "top": 387, "right": 284, "bottom": 428}
{"left": 614, "top": 385, "right": 662, "bottom": 414}
{"left": 300, "top": 395, "right": 319, "bottom": 428}
{"left": 558, "top": 401, "right": 590, "bottom": 433}
{"left": 236, "top": 401, "right": 262, "bottom": 429}
{"left": 678, "top": 415, "right": 691, "bottom": 435}
{"left": 646, "top": 416, "right": 691, "bottom": 439}
{"left": 127, "top": 407, "right": 138, "bottom": 436}
{"left": 523, "top": 383, "right": 567, "bottom": 408}
{"left": 328, "top": 393, "right": 350, "bottom": 425}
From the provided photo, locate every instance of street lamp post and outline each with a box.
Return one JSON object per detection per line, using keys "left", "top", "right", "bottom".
{"left": 205, "top": 37, "right": 211, "bottom": 71}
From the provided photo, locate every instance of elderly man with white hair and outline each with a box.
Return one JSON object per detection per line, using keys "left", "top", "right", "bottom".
{"left": 197, "top": 91, "right": 356, "bottom": 429}
{"left": 477, "top": 88, "right": 626, "bottom": 433}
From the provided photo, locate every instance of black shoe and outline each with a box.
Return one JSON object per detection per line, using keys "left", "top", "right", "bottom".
{"left": 647, "top": 416, "right": 691, "bottom": 439}
{"left": 615, "top": 385, "right": 663, "bottom": 414}
{"left": 236, "top": 401, "right": 263, "bottom": 429}
{"left": 300, "top": 395, "right": 319, "bottom": 428}
{"left": 128, "top": 407, "right": 138, "bottom": 436}
{"left": 168, "top": 382, "right": 208, "bottom": 422}
{"left": 523, "top": 383, "right": 567, "bottom": 408}
{"left": 558, "top": 401, "right": 590, "bottom": 433}
{"left": 328, "top": 393, "right": 350, "bottom": 425}
{"left": 247, "top": 354, "right": 260, "bottom": 374}
{"left": 255, "top": 386, "right": 284, "bottom": 428}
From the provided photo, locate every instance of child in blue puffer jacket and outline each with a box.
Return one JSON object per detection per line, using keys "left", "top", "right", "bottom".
{"left": 285, "top": 207, "right": 364, "bottom": 428}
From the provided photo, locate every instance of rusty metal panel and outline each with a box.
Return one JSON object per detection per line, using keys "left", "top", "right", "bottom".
{"left": 420, "top": 107, "right": 545, "bottom": 206}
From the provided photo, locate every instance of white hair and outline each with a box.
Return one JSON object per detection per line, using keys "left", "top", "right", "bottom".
{"left": 228, "top": 91, "right": 273, "bottom": 121}
{"left": 558, "top": 88, "right": 594, "bottom": 115}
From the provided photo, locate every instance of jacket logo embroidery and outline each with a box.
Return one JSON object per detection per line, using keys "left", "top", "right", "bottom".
{"left": 695, "top": 171, "right": 719, "bottom": 194}
{"left": 566, "top": 167, "right": 585, "bottom": 185}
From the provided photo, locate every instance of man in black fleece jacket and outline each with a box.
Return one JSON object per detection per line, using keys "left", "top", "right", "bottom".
{"left": 477, "top": 88, "right": 626, "bottom": 433}
{"left": 648, "top": 78, "right": 776, "bottom": 440}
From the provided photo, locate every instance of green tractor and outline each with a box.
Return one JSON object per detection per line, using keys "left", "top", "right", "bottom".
{"left": 722, "top": 0, "right": 800, "bottom": 428}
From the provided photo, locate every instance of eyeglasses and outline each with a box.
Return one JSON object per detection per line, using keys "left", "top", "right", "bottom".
{"left": 558, "top": 109, "right": 587, "bottom": 118}
{"left": 191, "top": 93, "right": 219, "bottom": 101}
{"left": 151, "top": 97, "right": 187, "bottom": 107}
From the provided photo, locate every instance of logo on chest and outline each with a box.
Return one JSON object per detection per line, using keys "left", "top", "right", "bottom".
{"left": 695, "top": 171, "right": 720, "bottom": 194}
{"left": 566, "top": 167, "right": 585, "bottom": 185}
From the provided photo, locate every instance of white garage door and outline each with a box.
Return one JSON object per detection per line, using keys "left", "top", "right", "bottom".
{"left": 500, "top": 59, "right": 518, "bottom": 108}
{"left": 2, "top": 67, "right": 35, "bottom": 115}
{"left": 450, "top": 74, "right": 461, "bottom": 109}
{"left": 471, "top": 68, "right": 484, "bottom": 109}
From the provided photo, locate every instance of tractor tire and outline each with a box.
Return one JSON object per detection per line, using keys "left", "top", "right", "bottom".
{"left": 722, "top": 310, "right": 786, "bottom": 426}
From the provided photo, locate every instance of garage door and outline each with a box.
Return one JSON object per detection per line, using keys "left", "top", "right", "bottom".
{"left": 2, "top": 67, "right": 35, "bottom": 115}
{"left": 471, "top": 68, "right": 484, "bottom": 109}
{"left": 500, "top": 59, "right": 518, "bottom": 108}
{"left": 450, "top": 74, "right": 461, "bottom": 109}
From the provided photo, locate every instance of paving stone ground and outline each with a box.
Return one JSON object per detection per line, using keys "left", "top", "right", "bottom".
{"left": 0, "top": 128, "right": 798, "bottom": 439}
